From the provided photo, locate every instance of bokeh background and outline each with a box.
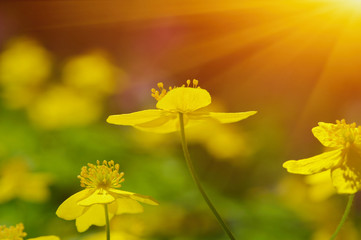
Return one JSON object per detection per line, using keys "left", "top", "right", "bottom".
{"left": 1, "top": 0, "right": 361, "bottom": 239}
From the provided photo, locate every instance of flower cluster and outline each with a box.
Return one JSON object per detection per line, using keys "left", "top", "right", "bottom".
{"left": 6, "top": 76, "right": 359, "bottom": 239}
{"left": 0, "top": 37, "right": 122, "bottom": 129}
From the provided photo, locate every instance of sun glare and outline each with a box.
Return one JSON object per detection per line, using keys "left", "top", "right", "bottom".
{"left": 329, "top": 0, "right": 361, "bottom": 10}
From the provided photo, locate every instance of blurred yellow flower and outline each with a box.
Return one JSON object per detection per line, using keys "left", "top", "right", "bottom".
{"left": 0, "top": 158, "right": 52, "bottom": 203}
{"left": 278, "top": 175, "right": 359, "bottom": 240}
{"left": 82, "top": 231, "right": 139, "bottom": 240}
{"left": 0, "top": 223, "right": 59, "bottom": 240}
{"left": 130, "top": 122, "right": 252, "bottom": 161}
{"left": 62, "top": 52, "right": 122, "bottom": 97}
{"left": 107, "top": 79, "right": 257, "bottom": 133}
{"left": 305, "top": 171, "right": 336, "bottom": 202}
{"left": 27, "top": 85, "right": 102, "bottom": 129}
{"left": 0, "top": 223, "right": 27, "bottom": 240}
{"left": 110, "top": 204, "right": 217, "bottom": 238}
{"left": 56, "top": 160, "right": 158, "bottom": 232}
{"left": 187, "top": 121, "right": 253, "bottom": 160}
{"left": 0, "top": 37, "right": 52, "bottom": 108}
{"left": 283, "top": 119, "right": 361, "bottom": 194}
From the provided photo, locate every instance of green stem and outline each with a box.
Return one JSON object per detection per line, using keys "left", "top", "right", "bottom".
{"left": 330, "top": 194, "right": 355, "bottom": 240}
{"left": 104, "top": 204, "right": 110, "bottom": 240}
{"left": 178, "top": 113, "right": 236, "bottom": 240}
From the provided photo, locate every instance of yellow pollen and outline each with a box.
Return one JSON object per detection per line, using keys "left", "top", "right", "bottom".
{"left": 78, "top": 160, "right": 124, "bottom": 190}
{"left": 0, "top": 223, "right": 27, "bottom": 240}
{"left": 151, "top": 79, "right": 201, "bottom": 101}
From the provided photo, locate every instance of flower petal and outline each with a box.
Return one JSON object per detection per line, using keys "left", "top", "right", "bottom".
{"left": 135, "top": 112, "right": 208, "bottom": 133}
{"left": 56, "top": 189, "right": 90, "bottom": 220}
{"left": 28, "top": 236, "right": 60, "bottom": 240}
{"left": 114, "top": 197, "right": 144, "bottom": 214}
{"left": 156, "top": 87, "right": 211, "bottom": 112}
{"left": 108, "top": 188, "right": 134, "bottom": 196}
{"left": 77, "top": 189, "right": 115, "bottom": 206}
{"left": 331, "top": 146, "right": 361, "bottom": 193}
{"left": 134, "top": 113, "right": 178, "bottom": 133}
{"left": 75, "top": 204, "right": 115, "bottom": 232}
{"left": 312, "top": 122, "right": 344, "bottom": 148}
{"left": 109, "top": 189, "right": 159, "bottom": 205}
{"left": 331, "top": 166, "right": 361, "bottom": 194}
{"left": 107, "top": 109, "right": 163, "bottom": 126}
{"left": 283, "top": 149, "right": 343, "bottom": 175}
{"left": 208, "top": 111, "right": 257, "bottom": 124}
{"left": 130, "top": 193, "right": 159, "bottom": 205}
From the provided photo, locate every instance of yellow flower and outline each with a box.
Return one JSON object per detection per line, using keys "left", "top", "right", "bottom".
{"left": 187, "top": 121, "right": 253, "bottom": 160}
{"left": 0, "top": 37, "right": 52, "bottom": 109}
{"left": 82, "top": 231, "right": 139, "bottom": 240}
{"left": 277, "top": 176, "right": 359, "bottom": 240}
{"left": 112, "top": 204, "right": 217, "bottom": 238}
{"left": 0, "top": 223, "right": 59, "bottom": 240}
{"left": 27, "top": 85, "right": 102, "bottom": 129}
{"left": 0, "top": 223, "right": 27, "bottom": 240}
{"left": 62, "top": 52, "right": 122, "bottom": 97}
{"left": 305, "top": 171, "right": 336, "bottom": 202}
{"left": 56, "top": 160, "right": 158, "bottom": 232}
{"left": 107, "top": 80, "right": 257, "bottom": 133}
{"left": 283, "top": 119, "right": 361, "bottom": 194}
{"left": 0, "top": 158, "right": 52, "bottom": 203}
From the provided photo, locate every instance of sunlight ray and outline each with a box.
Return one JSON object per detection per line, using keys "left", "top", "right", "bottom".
{"left": 201, "top": 6, "right": 353, "bottom": 101}
{"left": 162, "top": 3, "right": 344, "bottom": 74}
{"left": 296, "top": 11, "right": 361, "bottom": 123}
{"left": 8, "top": 0, "right": 318, "bottom": 30}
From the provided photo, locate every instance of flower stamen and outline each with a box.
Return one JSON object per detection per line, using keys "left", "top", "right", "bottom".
{"left": 151, "top": 82, "right": 167, "bottom": 101}
{"left": 0, "top": 223, "right": 27, "bottom": 240}
{"left": 186, "top": 79, "right": 199, "bottom": 88}
{"left": 78, "top": 160, "right": 124, "bottom": 190}
{"left": 151, "top": 79, "right": 200, "bottom": 101}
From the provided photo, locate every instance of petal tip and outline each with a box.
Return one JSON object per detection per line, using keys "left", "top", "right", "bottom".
{"left": 249, "top": 111, "right": 257, "bottom": 116}
{"left": 282, "top": 160, "right": 294, "bottom": 170}
{"left": 106, "top": 115, "right": 117, "bottom": 124}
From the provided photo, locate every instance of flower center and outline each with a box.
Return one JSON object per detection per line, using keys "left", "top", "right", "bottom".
{"left": 0, "top": 223, "right": 27, "bottom": 240}
{"left": 330, "top": 119, "right": 360, "bottom": 147}
{"left": 151, "top": 79, "right": 200, "bottom": 101}
{"left": 78, "top": 160, "right": 124, "bottom": 190}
